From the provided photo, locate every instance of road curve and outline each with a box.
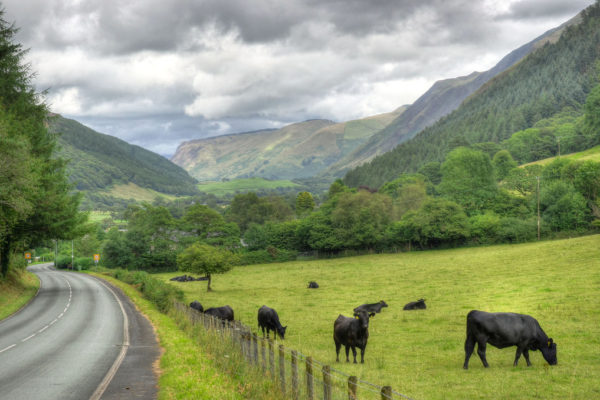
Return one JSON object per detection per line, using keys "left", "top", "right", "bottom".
{"left": 0, "top": 264, "right": 155, "bottom": 400}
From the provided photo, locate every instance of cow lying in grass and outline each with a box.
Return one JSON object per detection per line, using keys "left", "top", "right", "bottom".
{"left": 403, "top": 299, "right": 426, "bottom": 310}
{"left": 353, "top": 300, "right": 388, "bottom": 316}
{"left": 463, "top": 310, "right": 557, "bottom": 369}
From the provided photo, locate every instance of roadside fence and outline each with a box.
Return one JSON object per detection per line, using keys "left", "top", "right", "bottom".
{"left": 173, "top": 302, "right": 414, "bottom": 400}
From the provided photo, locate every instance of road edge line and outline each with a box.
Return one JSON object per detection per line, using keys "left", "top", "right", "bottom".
{"left": 89, "top": 277, "right": 130, "bottom": 400}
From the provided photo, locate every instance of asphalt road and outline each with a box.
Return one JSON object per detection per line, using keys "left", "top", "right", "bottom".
{"left": 0, "top": 264, "right": 159, "bottom": 400}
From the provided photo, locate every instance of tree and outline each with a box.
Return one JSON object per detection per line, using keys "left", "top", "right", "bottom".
{"left": 540, "top": 181, "right": 589, "bottom": 231}
{"left": 492, "top": 150, "right": 518, "bottom": 181}
{"left": 582, "top": 83, "right": 600, "bottom": 146}
{"left": 177, "top": 243, "right": 237, "bottom": 291}
{"left": 438, "top": 147, "right": 498, "bottom": 214}
{"left": 0, "top": 10, "right": 86, "bottom": 277}
{"left": 295, "top": 191, "right": 315, "bottom": 216}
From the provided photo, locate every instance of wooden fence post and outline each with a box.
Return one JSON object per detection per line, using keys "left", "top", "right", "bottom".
{"left": 348, "top": 376, "right": 357, "bottom": 400}
{"left": 260, "top": 337, "right": 266, "bottom": 372}
{"left": 253, "top": 334, "right": 258, "bottom": 365}
{"left": 323, "top": 365, "right": 332, "bottom": 400}
{"left": 291, "top": 350, "right": 299, "bottom": 400}
{"left": 279, "top": 344, "right": 286, "bottom": 395}
{"left": 306, "top": 356, "right": 314, "bottom": 400}
{"left": 268, "top": 339, "right": 275, "bottom": 378}
{"left": 381, "top": 386, "right": 392, "bottom": 400}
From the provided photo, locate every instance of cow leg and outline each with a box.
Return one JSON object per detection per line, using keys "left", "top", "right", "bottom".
{"left": 345, "top": 346, "right": 351, "bottom": 362}
{"left": 351, "top": 346, "right": 358, "bottom": 364}
{"left": 463, "top": 335, "right": 476, "bottom": 369}
{"left": 360, "top": 344, "right": 366, "bottom": 364}
{"left": 513, "top": 347, "right": 523, "bottom": 366}
{"left": 522, "top": 349, "right": 532, "bottom": 366}
{"left": 335, "top": 340, "right": 341, "bottom": 362}
{"left": 476, "top": 340, "right": 489, "bottom": 368}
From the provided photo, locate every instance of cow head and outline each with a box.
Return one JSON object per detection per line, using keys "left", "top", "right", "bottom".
{"left": 353, "top": 310, "right": 370, "bottom": 329}
{"left": 278, "top": 326, "right": 287, "bottom": 339}
{"left": 380, "top": 300, "right": 389, "bottom": 308}
{"left": 540, "top": 338, "right": 557, "bottom": 365}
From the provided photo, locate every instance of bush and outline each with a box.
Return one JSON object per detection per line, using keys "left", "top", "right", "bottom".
{"left": 237, "top": 248, "right": 298, "bottom": 265}
{"left": 108, "top": 269, "right": 183, "bottom": 312}
{"left": 74, "top": 257, "right": 93, "bottom": 271}
{"left": 55, "top": 255, "right": 72, "bottom": 269}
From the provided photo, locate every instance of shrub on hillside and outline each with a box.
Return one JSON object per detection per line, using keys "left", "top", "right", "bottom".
{"left": 237, "top": 248, "right": 297, "bottom": 265}
{"left": 109, "top": 269, "right": 183, "bottom": 312}
{"left": 74, "top": 257, "right": 93, "bottom": 270}
{"left": 55, "top": 255, "right": 72, "bottom": 269}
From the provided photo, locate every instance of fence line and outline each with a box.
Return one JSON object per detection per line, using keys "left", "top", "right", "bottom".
{"left": 173, "top": 301, "right": 415, "bottom": 400}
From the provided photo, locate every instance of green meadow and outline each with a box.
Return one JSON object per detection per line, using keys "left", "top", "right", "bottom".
{"left": 157, "top": 235, "right": 600, "bottom": 399}
{"left": 197, "top": 178, "right": 300, "bottom": 196}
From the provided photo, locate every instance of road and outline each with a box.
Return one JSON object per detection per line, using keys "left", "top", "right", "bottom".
{"left": 0, "top": 264, "right": 159, "bottom": 400}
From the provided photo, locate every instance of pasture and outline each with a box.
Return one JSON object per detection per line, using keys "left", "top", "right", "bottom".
{"left": 197, "top": 177, "right": 300, "bottom": 196}
{"left": 156, "top": 235, "right": 600, "bottom": 399}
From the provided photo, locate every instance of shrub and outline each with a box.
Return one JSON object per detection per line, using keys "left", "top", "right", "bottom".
{"left": 74, "top": 257, "right": 93, "bottom": 270}
{"left": 55, "top": 255, "right": 72, "bottom": 269}
{"left": 108, "top": 269, "right": 184, "bottom": 312}
{"left": 237, "top": 248, "right": 298, "bottom": 265}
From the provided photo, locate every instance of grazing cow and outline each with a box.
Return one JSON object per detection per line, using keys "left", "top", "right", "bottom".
{"left": 403, "top": 299, "right": 426, "bottom": 310}
{"left": 189, "top": 300, "right": 204, "bottom": 313}
{"left": 308, "top": 281, "right": 319, "bottom": 289}
{"left": 204, "top": 305, "right": 234, "bottom": 322}
{"left": 333, "top": 310, "right": 370, "bottom": 364}
{"left": 353, "top": 300, "right": 388, "bottom": 317}
{"left": 257, "top": 305, "right": 287, "bottom": 339}
{"left": 463, "top": 310, "right": 557, "bottom": 369}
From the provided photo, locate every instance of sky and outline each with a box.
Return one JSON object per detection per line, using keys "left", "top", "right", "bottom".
{"left": 2, "top": 0, "right": 595, "bottom": 157}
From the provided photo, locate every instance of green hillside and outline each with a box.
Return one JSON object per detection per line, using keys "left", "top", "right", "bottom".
{"left": 344, "top": 3, "right": 600, "bottom": 188}
{"left": 51, "top": 115, "right": 199, "bottom": 200}
{"left": 523, "top": 145, "right": 600, "bottom": 166}
{"left": 157, "top": 234, "right": 600, "bottom": 400}
{"left": 172, "top": 110, "right": 404, "bottom": 182}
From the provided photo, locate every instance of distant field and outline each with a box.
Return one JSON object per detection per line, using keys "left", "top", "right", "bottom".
{"left": 102, "top": 182, "right": 178, "bottom": 202}
{"left": 197, "top": 178, "right": 300, "bottom": 196}
{"left": 523, "top": 145, "right": 600, "bottom": 166}
{"left": 156, "top": 235, "right": 600, "bottom": 400}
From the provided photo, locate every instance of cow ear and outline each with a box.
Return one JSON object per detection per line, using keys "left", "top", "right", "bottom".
{"left": 355, "top": 315, "right": 359, "bottom": 319}
{"left": 369, "top": 312, "right": 375, "bottom": 318}
{"left": 548, "top": 338, "right": 553, "bottom": 347}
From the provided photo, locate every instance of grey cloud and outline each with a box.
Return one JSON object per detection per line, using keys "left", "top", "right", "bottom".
{"left": 502, "top": 0, "right": 594, "bottom": 20}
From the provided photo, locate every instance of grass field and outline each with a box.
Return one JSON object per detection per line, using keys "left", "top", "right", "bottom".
{"left": 523, "top": 145, "right": 600, "bottom": 166}
{"left": 103, "top": 182, "right": 179, "bottom": 202}
{"left": 0, "top": 269, "right": 40, "bottom": 321}
{"left": 197, "top": 178, "right": 300, "bottom": 196}
{"left": 156, "top": 235, "right": 600, "bottom": 400}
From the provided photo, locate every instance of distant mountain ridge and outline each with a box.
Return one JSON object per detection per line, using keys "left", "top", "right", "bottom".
{"left": 343, "top": 3, "right": 600, "bottom": 188}
{"left": 323, "top": 14, "right": 580, "bottom": 176}
{"left": 51, "top": 115, "right": 198, "bottom": 197}
{"left": 171, "top": 109, "right": 405, "bottom": 181}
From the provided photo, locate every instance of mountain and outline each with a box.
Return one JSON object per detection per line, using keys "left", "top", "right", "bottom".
{"left": 343, "top": 3, "right": 600, "bottom": 188}
{"left": 51, "top": 115, "right": 199, "bottom": 200}
{"left": 171, "top": 108, "right": 405, "bottom": 181}
{"left": 323, "top": 15, "right": 579, "bottom": 177}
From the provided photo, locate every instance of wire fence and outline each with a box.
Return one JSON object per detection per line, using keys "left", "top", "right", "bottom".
{"left": 173, "top": 302, "right": 415, "bottom": 400}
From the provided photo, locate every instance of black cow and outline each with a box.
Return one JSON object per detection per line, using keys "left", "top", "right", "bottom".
{"left": 403, "top": 299, "right": 426, "bottom": 310}
{"left": 257, "top": 305, "right": 287, "bottom": 339}
{"left": 189, "top": 300, "right": 204, "bottom": 313}
{"left": 353, "top": 300, "right": 388, "bottom": 316}
{"left": 308, "top": 281, "right": 319, "bottom": 289}
{"left": 204, "top": 305, "right": 234, "bottom": 322}
{"left": 333, "top": 310, "right": 370, "bottom": 364}
{"left": 463, "top": 310, "right": 557, "bottom": 369}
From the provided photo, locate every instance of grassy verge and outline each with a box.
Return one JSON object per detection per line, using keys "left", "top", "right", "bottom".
{"left": 89, "top": 271, "right": 281, "bottom": 399}
{"left": 156, "top": 235, "right": 600, "bottom": 400}
{"left": 0, "top": 269, "right": 40, "bottom": 321}
{"left": 197, "top": 178, "right": 300, "bottom": 197}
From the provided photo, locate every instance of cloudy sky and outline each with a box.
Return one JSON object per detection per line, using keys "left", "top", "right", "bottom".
{"left": 3, "top": 0, "right": 595, "bottom": 157}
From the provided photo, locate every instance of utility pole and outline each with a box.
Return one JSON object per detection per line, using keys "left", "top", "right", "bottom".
{"left": 71, "top": 240, "right": 74, "bottom": 270}
{"left": 536, "top": 176, "right": 541, "bottom": 241}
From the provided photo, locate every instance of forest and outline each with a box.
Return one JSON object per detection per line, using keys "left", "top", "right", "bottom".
{"left": 344, "top": 2, "right": 600, "bottom": 188}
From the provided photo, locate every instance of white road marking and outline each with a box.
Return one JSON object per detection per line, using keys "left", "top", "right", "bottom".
{"left": 22, "top": 334, "right": 35, "bottom": 342}
{"left": 38, "top": 326, "right": 48, "bottom": 333}
{"left": 50, "top": 319, "right": 57, "bottom": 325}
{"left": 0, "top": 344, "right": 16, "bottom": 354}
{"left": 58, "top": 313, "right": 64, "bottom": 319}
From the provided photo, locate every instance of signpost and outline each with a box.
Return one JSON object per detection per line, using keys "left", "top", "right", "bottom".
{"left": 24, "top": 252, "right": 31, "bottom": 264}
{"left": 93, "top": 254, "right": 100, "bottom": 268}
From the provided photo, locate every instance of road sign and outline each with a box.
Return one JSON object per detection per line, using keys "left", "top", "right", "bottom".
{"left": 93, "top": 254, "right": 100, "bottom": 261}
{"left": 24, "top": 252, "right": 31, "bottom": 260}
